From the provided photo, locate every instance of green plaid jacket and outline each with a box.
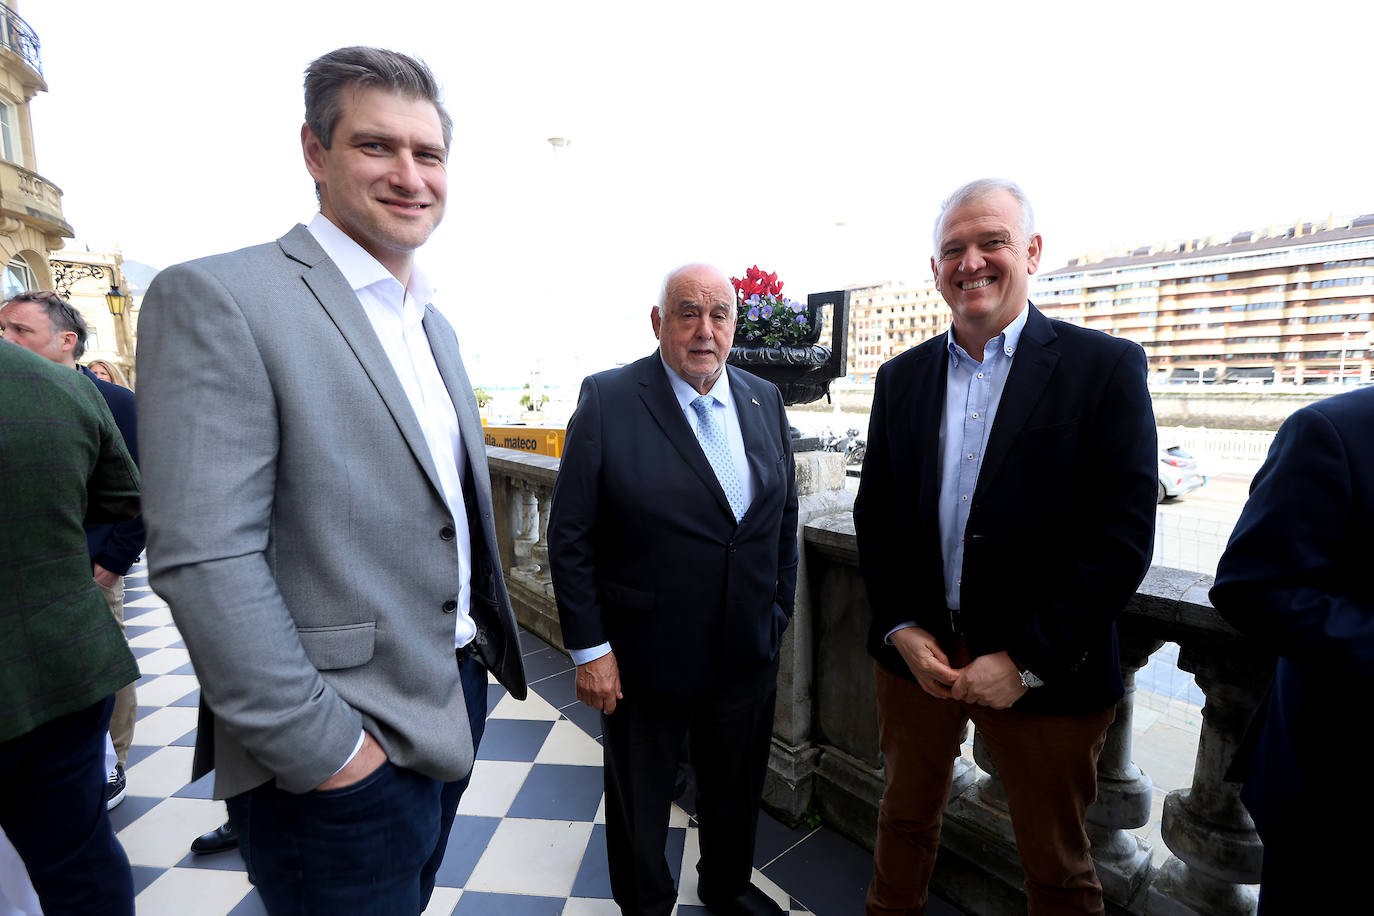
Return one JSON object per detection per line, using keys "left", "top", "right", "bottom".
{"left": 1, "top": 342, "right": 142, "bottom": 742}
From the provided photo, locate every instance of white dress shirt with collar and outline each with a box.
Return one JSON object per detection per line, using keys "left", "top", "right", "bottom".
{"left": 308, "top": 213, "right": 476, "bottom": 771}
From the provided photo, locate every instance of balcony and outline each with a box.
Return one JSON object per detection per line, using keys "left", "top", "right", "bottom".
{"left": 0, "top": 4, "right": 42, "bottom": 84}
{"left": 489, "top": 448, "right": 1268, "bottom": 915}
{"left": 0, "top": 158, "right": 73, "bottom": 240}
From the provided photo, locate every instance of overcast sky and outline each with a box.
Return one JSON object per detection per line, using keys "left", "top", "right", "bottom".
{"left": 23, "top": 0, "right": 1374, "bottom": 386}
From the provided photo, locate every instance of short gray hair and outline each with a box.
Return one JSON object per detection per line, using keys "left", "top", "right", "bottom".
{"left": 655, "top": 263, "right": 734, "bottom": 318}
{"left": 304, "top": 46, "right": 452, "bottom": 151}
{"left": 4, "top": 291, "right": 89, "bottom": 359}
{"left": 933, "top": 178, "right": 1036, "bottom": 252}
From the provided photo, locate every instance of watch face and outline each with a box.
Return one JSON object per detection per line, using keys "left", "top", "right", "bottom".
{"left": 1020, "top": 669, "right": 1044, "bottom": 689}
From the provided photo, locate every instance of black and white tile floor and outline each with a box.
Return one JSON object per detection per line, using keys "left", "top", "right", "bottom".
{"left": 105, "top": 562, "right": 897, "bottom": 915}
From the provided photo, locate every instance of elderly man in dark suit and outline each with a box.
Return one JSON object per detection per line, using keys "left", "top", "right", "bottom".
{"left": 137, "top": 47, "right": 526, "bottom": 914}
{"left": 1211, "top": 386, "right": 1374, "bottom": 914}
{"left": 0, "top": 338, "right": 141, "bottom": 916}
{"left": 1, "top": 291, "right": 146, "bottom": 808}
{"left": 549, "top": 263, "right": 799, "bottom": 916}
{"left": 854, "top": 179, "right": 1158, "bottom": 915}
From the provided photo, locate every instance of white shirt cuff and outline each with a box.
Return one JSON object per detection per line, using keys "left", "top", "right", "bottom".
{"left": 329, "top": 730, "right": 367, "bottom": 778}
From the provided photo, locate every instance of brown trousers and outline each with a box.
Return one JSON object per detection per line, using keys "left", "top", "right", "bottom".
{"left": 99, "top": 576, "right": 136, "bottom": 769}
{"left": 866, "top": 659, "right": 1114, "bottom": 916}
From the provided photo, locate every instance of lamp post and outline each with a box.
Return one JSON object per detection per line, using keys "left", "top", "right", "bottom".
{"left": 49, "top": 257, "right": 136, "bottom": 386}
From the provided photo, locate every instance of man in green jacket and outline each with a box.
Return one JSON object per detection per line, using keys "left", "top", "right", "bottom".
{"left": 0, "top": 338, "right": 141, "bottom": 916}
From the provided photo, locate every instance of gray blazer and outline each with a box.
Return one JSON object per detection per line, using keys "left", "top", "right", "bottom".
{"left": 137, "top": 225, "right": 526, "bottom": 799}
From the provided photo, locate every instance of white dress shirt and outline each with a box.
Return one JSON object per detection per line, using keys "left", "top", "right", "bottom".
{"left": 308, "top": 214, "right": 476, "bottom": 770}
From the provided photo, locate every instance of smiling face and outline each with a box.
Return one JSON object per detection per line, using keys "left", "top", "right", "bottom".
{"left": 652, "top": 264, "right": 737, "bottom": 395}
{"left": 931, "top": 189, "right": 1042, "bottom": 355}
{"left": 303, "top": 85, "right": 447, "bottom": 283}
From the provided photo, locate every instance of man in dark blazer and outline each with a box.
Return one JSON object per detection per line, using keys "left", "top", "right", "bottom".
{"left": 0, "top": 292, "right": 146, "bottom": 806}
{"left": 1211, "top": 386, "right": 1374, "bottom": 914}
{"left": 549, "top": 263, "right": 799, "bottom": 916}
{"left": 0, "top": 338, "right": 141, "bottom": 915}
{"left": 137, "top": 47, "right": 526, "bottom": 914}
{"left": 854, "top": 179, "right": 1158, "bottom": 915}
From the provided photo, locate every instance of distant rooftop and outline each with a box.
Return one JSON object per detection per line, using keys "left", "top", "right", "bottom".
{"left": 1042, "top": 215, "right": 1374, "bottom": 278}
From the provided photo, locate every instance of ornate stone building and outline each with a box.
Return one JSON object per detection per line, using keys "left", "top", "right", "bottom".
{"left": 0, "top": 2, "right": 72, "bottom": 296}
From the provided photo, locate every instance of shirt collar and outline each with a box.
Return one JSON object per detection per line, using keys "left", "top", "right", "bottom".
{"left": 659, "top": 353, "right": 732, "bottom": 412}
{"left": 306, "top": 213, "right": 435, "bottom": 321}
{"left": 945, "top": 302, "right": 1030, "bottom": 367}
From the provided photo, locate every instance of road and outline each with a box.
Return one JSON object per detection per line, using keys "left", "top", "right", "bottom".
{"left": 1154, "top": 472, "right": 1251, "bottom": 575}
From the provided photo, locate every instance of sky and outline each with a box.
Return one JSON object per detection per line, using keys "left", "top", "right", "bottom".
{"left": 21, "top": 0, "right": 1374, "bottom": 387}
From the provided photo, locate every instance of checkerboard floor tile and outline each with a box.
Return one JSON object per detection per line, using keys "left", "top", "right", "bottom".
{"left": 78, "top": 562, "right": 900, "bottom": 915}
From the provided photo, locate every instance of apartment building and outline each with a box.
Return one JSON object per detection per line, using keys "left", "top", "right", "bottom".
{"left": 846, "top": 278, "right": 945, "bottom": 383}
{"left": 1036, "top": 216, "right": 1374, "bottom": 385}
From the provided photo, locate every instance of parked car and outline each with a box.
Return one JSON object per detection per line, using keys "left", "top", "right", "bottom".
{"left": 1158, "top": 445, "right": 1206, "bottom": 502}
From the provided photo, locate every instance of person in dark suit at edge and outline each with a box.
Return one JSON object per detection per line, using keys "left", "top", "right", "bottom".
{"left": 549, "top": 263, "right": 799, "bottom": 915}
{"left": 853, "top": 179, "right": 1158, "bottom": 915}
{"left": 1211, "top": 385, "right": 1374, "bottom": 914}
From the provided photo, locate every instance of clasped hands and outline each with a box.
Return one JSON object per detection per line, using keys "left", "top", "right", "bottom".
{"left": 891, "top": 626, "right": 1027, "bottom": 709}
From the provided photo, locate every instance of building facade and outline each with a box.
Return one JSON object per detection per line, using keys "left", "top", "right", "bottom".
{"left": 1035, "top": 217, "right": 1374, "bottom": 385}
{"left": 846, "top": 278, "right": 945, "bottom": 383}
{"left": 0, "top": 2, "right": 72, "bottom": 295}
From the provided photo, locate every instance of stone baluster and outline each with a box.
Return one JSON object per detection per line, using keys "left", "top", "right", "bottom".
{"left": 514, "top": 483, "right": 539, "bottom": 573}
{"left": 1147, "top": 639, "right": 1269, "bottom": 916}
{"left": 530, "top": 485, "right": 553, "bottom": 576}
{"left": 1087, "top": 626, "right": 1163, "bottom": 906}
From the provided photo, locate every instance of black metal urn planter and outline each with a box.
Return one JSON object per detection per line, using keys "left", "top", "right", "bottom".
{"left": 727, "top": 286, "right": 849, "bottom": 407}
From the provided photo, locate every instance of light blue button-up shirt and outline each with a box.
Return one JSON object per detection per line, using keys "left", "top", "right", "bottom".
{"left": 938, "top": 305, "right": 1029, "bottom": 611}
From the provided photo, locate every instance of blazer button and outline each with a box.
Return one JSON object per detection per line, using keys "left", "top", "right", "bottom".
{"left": 442, "top": 599, "right": 458, "bottom": 613}
{"left": 440, "top": 525, "right": 456, "bottom": 540}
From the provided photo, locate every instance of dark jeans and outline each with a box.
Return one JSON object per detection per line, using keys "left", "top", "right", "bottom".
{"left": 0, "top": 695, "right": 134, "bottom": 916}
{"left": 226, "top": 649, "right": 488, "bottom": 915}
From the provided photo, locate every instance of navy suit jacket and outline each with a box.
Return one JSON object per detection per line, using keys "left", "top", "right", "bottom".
{"left": 1211, "top": 386, "right": 1374, "bottom": 835}
{"left": 548, "top": 354, "right": 799, "bottom": 697}
{"left": 81, "top": 366, "right": 146, "bottom": 575}
{"left": 854, "top": 305, "right": 1158, "bottom": 715}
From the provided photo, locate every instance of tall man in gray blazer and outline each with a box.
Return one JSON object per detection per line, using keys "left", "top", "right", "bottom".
{"left": 137, "top": 47, "right": 526, "bottom": 915}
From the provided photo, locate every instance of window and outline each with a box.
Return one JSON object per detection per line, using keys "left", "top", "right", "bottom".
{"left": 3, "top": 255, "right": 35, "bottom": 299}
{"left": 0, "top": 100, "right": 15, "bottom": 163}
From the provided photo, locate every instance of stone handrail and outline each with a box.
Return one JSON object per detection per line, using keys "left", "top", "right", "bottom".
{"left": 485, "top": 445, "right": 1270, "bottom": 915}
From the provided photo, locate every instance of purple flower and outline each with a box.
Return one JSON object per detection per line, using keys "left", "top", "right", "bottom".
{"left": 791, "top": 301, "right": 805, "bottom": 313}
{"left": 747, "top": 307, "right": 761, "bottom": 321}
{"left": 797, "top": 315, "right": 808, "bottom": 324}
{"left": 761, "top": 304, "right": 773, "bottom": 318}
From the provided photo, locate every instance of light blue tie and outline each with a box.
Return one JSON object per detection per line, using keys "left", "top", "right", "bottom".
{"left": 691, "top": 395, "right": 746, "bottom": 521}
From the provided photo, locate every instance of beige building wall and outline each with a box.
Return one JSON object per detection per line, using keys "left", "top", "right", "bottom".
{"left": 0, "top": 2, "right": 73, "bottom": 294}
{"left": 52, "top": 250, "right": 139, "bottom": 385}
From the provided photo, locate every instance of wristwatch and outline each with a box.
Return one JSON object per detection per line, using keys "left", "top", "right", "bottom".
{"left": 1018, "top": 668, "right": 1044, "bottom": 689}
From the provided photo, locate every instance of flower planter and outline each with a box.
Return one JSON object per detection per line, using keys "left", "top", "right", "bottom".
{"left": 728, "top": 290, "right": 850, "bottom": 407}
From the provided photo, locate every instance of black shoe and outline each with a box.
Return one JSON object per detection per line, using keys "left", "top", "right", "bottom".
{"left": 698, "top": 882, "right": 787, "bottom": 916}
{"left": 105, "top": 764, "right": 127, "bottom": 810}
{"left": 190, "top": 822, "right": 237, "bottom": 855}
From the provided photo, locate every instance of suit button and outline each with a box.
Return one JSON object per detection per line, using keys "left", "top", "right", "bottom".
{"left": 442, "top": 599, "right": 457, "bottom": 613}
{"left": 440, "top": 526, "right": 456, "bottom": 541}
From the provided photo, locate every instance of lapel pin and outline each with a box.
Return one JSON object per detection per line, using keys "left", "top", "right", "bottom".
{"left": 751, "top": 398, "right": 760, "bottom": 406}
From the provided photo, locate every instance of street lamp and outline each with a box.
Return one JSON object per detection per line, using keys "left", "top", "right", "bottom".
{"left": 104, "top": 284, "right": 129, "bottom": 316}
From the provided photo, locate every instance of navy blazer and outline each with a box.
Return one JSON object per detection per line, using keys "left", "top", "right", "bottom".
{"left": 1211, "top": 387, "right": 1374, "bottom": 835}
{"left": 548, "top": 354, "right": 799, "bottom": 697}
{"left": 854, "top": 305, "right": 1158, "bottom": 715}
{"left": 81, "top": 366, "right": 146, "bottom": 575}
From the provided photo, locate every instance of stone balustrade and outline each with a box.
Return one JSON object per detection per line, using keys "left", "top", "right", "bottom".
{"left": 484, "top": 445, "right": 1272, "bottom": 915}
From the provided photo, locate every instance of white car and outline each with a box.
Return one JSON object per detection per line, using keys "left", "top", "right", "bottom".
{"left": 1159, "top": 445, "right": 1206, "bottom": 502}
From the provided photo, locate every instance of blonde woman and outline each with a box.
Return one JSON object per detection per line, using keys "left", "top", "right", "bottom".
{"left": 86, "top": 359, "right": 129, "bottom": 388}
